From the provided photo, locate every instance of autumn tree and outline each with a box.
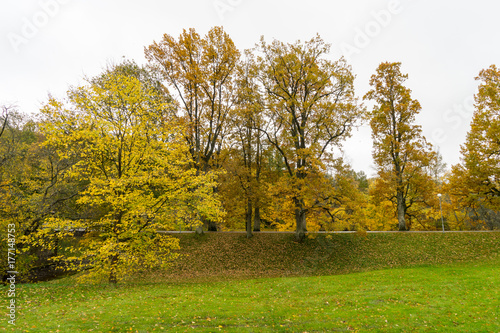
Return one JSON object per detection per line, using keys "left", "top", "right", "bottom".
{"left": 225, "top": 51, "right": 267, "bottom": 237}
{"left": 0, "top": 109, "right": 40, "bottom": 275}
{"left": 307, "top": 162, "right": 368, "bottom": 232}
{"left": 0, "top": 106, "right": 85, "bottom": 280}
{"left": 33, "top": 61, "right": 223, "bottom": 283}
{"left": 0, "top": 106, "right": 26, "bottom": 170}
{"left": 0, "top": 105, "right": 10, "bottom": 139}
{"left": 428, "top": 149, "right": 447, "bottom": 184}
{"left": 256, "top": 35, "right": 362, "bottom": 241}
{"left": 145, "top": 26, "right": 240, "bottom": 232}
{"left": 364, "top": 62, "right": 436, "bottom": 231}
{"left": 448, "top": 65, "right": 500, "bottom": 229}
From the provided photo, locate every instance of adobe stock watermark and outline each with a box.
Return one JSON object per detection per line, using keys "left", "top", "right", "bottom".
{"left": 213, "top": 0, "right": 244, "bottom": 21}
{"left": 6, "top": 223, "right": 17, "bottom": 326}
{"left": 339, "top": 0, "right": 403, "bottom": 61}
{"left": 430, "top": 96, "right": 475, "bottom": 146}
{"left": 7, "top": 0, "right": 72, "bottom": 53}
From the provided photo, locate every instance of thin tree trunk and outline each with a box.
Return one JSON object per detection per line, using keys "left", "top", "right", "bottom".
{"left": 207, "top": 182, "right": 219, "bottom": 231}
{"left": 246, "top": 200, "right": 253, "bottom": 239}
{"left": 109, "top": 254, "right": 119, "bottom": 284}
{"left": 109, "top": 211, "right": 123, "bottom": 283}
{"left": 396, "top": 191, "right": 407, "bottom": 231}
{"left": 294, "top": 198, "right": 307, "bottom": 242}
{"left": 254, "top": 132, "right": 262, "bottom": 233}
{"left": 253, "top": 206, "right": 261, "bottom": 232}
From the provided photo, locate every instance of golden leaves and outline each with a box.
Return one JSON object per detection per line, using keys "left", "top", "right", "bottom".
{"left": 364, "top": 62, "right": 437, "bottom": 230}
{"left": 448, "top": 64, "right": 500, "bottom": 220}
{"left": 34, "top": 61, "right": 225, "bottom": 283}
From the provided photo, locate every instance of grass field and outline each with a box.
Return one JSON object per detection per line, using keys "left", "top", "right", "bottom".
{"left": 2, "top": 232, "right": 500, "bottom": 332}
{"left": 5, "top": 259, "right": 500, "bottom": 332}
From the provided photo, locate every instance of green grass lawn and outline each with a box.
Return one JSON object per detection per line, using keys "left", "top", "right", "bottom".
{"left": 5, "top": 258, "right": 500, "bottom": 332}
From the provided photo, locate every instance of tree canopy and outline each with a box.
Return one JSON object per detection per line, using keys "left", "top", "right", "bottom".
{"left": 26, "top": 61, "right": 224, "bottom": 283}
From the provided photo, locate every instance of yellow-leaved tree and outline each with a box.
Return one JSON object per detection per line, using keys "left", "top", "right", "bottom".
{"left": 447, "top": 65, "right": 500, "bottom": 229}
{"left": 29, "top": 61, "right": 224, "bottom": 283}
{"left": 145, "top": 26, "right": 240, "bottom": 233}
{"left": 364, "top": 62, "right": 436, "bottom": 231}
{"left": 255, "top": 35, "right": 363, "bottom": 241}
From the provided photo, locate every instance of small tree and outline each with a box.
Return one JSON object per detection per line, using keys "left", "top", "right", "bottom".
{"left": 227, "top": 51, "right": 267, "bottom": 237}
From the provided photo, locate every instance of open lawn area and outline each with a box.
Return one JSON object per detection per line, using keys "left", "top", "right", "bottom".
{"left": 3, "top": 258, "right": 500, "bottom": 332}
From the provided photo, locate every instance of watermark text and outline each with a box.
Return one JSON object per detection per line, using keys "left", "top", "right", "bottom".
{"left": 7, "top": 0, "right": 72, "bottom": 53}
{"left": 340, "top": 0, "right": 403, "bottom": 61}
{"left": 213, "top": 0, "right": 244, "bottom": 21}
{"left": 6, "top": 223, "right": 17, "bottom": 326}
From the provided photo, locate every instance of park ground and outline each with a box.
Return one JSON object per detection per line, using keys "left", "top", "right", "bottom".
{"left": 2, "top": 232, "right": 500, "bottom": 332}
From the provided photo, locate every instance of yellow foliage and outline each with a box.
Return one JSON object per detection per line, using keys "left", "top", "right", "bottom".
{"left": 29, "top": 62, "right": 225, "bottom": 283}
{"left": 364, "top": 62, "right": 437, "bottom": 230}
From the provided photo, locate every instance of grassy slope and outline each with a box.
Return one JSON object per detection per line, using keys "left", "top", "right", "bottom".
{"left": 147, "top": 231, "right": 500, "bottom": 282}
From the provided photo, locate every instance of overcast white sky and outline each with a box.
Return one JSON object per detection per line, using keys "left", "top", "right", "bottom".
{"left": 1, "top": 0, "right": 499, "bottom": 175}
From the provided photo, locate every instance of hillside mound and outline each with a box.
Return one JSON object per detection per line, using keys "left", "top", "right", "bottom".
{"left": 147, "top": 232, "right": 500, "bottom": 282}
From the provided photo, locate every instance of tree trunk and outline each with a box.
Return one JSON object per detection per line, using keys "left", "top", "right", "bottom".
{"left": 109, "top": 254, "right": 119, "bottom": 284}
{"left": 194, "top": 202, "right": 204, "bottom": 233}
{"left": 253, "top": 206, "right": 261, "bottom": 232}
{"left": 246, "top": 200, "right": 253, "bottom": 239}
{"left": 294, "top": 198, "right": 307, "bottom": 242}
{"left": 396, "top": 190, "right": 407, "bottom": 231}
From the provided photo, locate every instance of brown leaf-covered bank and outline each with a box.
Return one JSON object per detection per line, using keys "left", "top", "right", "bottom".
{"left": 144, "top": 232, "right": 500, "bottom": 283}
